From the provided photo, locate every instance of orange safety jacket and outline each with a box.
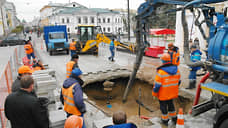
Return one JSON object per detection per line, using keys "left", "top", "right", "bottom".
{"left": 61, "top": 83, "right": 81, "bottom": 116}
{"left": 152, "top": 65, "right": 180, "bottom": 101}
{"left": 24, "top": 44, "right": 33, "bottom": 54}
{"left": 66, "top": 61, "right": 76, "bottom": 78}
{"left": 168, "top": 47, "right": 180, "bottom": 66}
{"left": 69, "top": 41, "right": 76, "bottom": 50}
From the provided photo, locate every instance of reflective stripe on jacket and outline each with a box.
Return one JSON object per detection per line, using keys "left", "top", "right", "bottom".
{"left": 61, "top": 83, "right": 81, "bottom": 116}
{"left": 168, "top": 47, "right": 180, "bottom": 66}
{"left": 66, "top": 61, "right": 75, "bottom": 78}
{"left": 69, "top": 41, "right": 76, "bottom": 50}
{"left": 24, "top": 44, "right": 33, "bottom": 54}
{"left": 153, "top": 65, "right": 180, "bottom": 101}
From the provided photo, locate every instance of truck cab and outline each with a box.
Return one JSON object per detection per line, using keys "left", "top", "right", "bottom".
{"left": 43, "top": 25, "right": 69, "bottom": 55}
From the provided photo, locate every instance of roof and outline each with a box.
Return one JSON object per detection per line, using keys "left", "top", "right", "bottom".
{"left": 149, "top": 29, "right": 175, "bottom": 35}
{"left": 58, "top": 7, "right": 120, "bottom": 15}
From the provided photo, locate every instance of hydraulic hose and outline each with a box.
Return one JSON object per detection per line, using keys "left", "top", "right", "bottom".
{"left": 181, "top": 3, "right": 204, "bottom": 67}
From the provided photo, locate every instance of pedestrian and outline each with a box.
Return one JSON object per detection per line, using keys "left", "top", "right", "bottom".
{"left": 11, "top": 65, "right": 37, "bottom": 96}
{"left": 152, "top": 53, "right": 181, "bottom": 126}
{"left": 66, "top": 54, "right": 79, "bottom": 78}
{"left": 168, "top": 43, "right": 180, "bottom": 66}
{"left": 186, "top": 45, "right": 202, "bottom": 89}
{"left": 60, "top": 68, "right": 86, "bottom": 128}
{"left": 69, "top": 39, "right": 77, "bottom": 57}
{"left": 4, "top": 75, "right": 49, "bottom": 128}
{"left": 108, "top": 38, "right": 115, "bottom": 62}
{"left": 24, "top": 40, "right": 36, "bottom": 64}
{"left": 64, "top": 115, "right": 83, "bottom": 128}
{"left": 103, "top": 111, "right": 137, "bottom": 128}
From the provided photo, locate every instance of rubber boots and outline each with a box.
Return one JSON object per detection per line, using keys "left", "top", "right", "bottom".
{"left": 186, "top": 79, "right": 196, "bottom": 89}
{"left": 171, "top": 116, "right": 177, "bottom": 125}
{"left": 161, "top": 119, "right": 169, "bottom": 126}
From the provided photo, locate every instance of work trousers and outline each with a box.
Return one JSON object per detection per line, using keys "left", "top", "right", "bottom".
{"left": 189, "top": 70, "right": 197, "bottom": 80}
{"left": 70, "top": 50, "right": 77, "bottom": 57}
{"left": 159, "top": 99, "right": 176, "bottom": 121}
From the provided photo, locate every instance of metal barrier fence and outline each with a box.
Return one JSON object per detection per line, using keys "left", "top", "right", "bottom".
{"left": 0, "top": 46, "right": 24, "bottom": 128}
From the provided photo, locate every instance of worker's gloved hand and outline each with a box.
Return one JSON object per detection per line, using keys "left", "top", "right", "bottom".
{"left": 152, "top": 91, "right": 158, "bottom": 97}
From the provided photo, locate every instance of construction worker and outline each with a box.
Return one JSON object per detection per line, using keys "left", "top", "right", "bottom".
{"left": 24, "top": 40, "right": 36, "bottom": 64}
{"left": 11, "top": 65, "right": 36, "bottom": 95}
{"left": 60, "top": 68, "right": 86, "bottom": 128}
{"left": 186, "top": 45, "right": 202, "bottom": 89}
{"left": 152, "top": 53, "right": 181, "bottom": 126}
{"left": 66, "top": 54, "right": 79, "bottom": 78}
{"left": 64, "top": 115, "right": 83, "bottom": 128}
{"left": 32, "top": 60, "right": 45, "bottom": 71}
{"left": 103, "top": 111, "right": 137, "bottom": 128}
{"left": 5, "top": 75, "right": 49, "bottom": 128}
{"left": 168, "top": 43, "right": 180, "bottom": 66}
{"left": 108, "top": 38, "right": 115, "bottom": 62}
{"left": 69, "top": 39, "right": 77, "bottom": 57}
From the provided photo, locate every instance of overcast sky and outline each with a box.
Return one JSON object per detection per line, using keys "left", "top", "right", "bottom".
{"left": 7, "top": 0, "right": 144, "bottom": 22}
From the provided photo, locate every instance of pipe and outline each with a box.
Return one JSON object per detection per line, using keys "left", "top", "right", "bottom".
{"left": 212, "top": 64, "right": 228, "bottom": 73}
{"left": 181, "top": 3, "right": 204, "bottom": 67}
{"left": 190, "top": 72, "right": 210, "bottom": 114}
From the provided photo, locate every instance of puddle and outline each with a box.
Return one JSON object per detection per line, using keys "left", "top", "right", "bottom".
{"left": 84, "top": 78, "right": 193, "bottom": 127}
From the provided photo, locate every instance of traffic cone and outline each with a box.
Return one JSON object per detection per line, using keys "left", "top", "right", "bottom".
{"left": 176, "top": 108, "right": 184, "bottom": 128}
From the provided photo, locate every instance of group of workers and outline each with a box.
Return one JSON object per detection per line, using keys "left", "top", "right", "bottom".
{"left": 152, "top": 42, "right": 202, "bottom": 126}
{"left": 4, "top": 35, "right": 202, "bottom": 128}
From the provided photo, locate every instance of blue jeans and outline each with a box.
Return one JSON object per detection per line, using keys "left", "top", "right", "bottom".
{"left": 71, "top": 50, "right": 76, "bottom": 57}
{"left": 26, "top": 53, "right": 35, "bottom": 60}
{"left": 109, "top": 47, "right": 115, "bottom": 60}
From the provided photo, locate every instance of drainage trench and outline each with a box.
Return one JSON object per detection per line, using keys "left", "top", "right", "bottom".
{"left": 84, "top": 78, "right": 193, "bottom": 127}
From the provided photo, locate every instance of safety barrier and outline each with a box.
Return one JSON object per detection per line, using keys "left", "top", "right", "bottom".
{"left": 0, "top": 46, "right": 24, "bottom": 128}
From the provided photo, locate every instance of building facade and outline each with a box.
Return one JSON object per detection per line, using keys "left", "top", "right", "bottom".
{"left": 40, "top": 2, "right": 126, "bottom": 36}
{"left": 0, "top": 1, "right": 20, "bottom": 37}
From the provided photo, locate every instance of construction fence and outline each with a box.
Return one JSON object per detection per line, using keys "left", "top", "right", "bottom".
{"left": 0, "top": 46, "right": 24, "bottom": 128}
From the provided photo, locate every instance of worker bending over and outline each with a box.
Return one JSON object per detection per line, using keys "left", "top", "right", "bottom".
{"left": 66, "top": 54, "right": 79, "bottom": 78}
{"left": 69, "top": 39, "right": 77, "bottom": 57}
{"left": 152, "top": 53, "right": 181, "bottom": 126}
{"left": 168, "top": 43, "right": 180, "bottom": 66}
{"left": 60, "top": 68, "right": 86, "bottom": 128}
{"left": 32, "top": 60, "right": 45, "bottom": 71}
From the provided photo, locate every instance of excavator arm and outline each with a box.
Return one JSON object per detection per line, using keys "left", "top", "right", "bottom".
{"left": 123, "top": 0, "right": 228, "bottom": 102}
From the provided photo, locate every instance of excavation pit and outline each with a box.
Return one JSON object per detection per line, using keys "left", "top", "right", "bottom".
{"left": 84, "top": 78, "right": 194, "bottom": 127}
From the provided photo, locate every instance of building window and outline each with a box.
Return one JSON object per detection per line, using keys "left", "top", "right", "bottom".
{"left": 98, "top": 18, "right": 101, "bottom": 23}
{"left": 103, "top": 18, "right": 105, "bottom": 23}
{"left": 68, "top": 28, "right": 70, "bottom": 32}
{"left": 115, "top": 18, "right": 117, "bottom": 23}
{"left": 73, "top": 4, "right": 75, "bottom": 7}
{"left": 91, "top": 17, "right": 94, "bottom": 23}
{"left": 103, "top": 27, "right": 106, "bottom": 32}
{"left": 84, "top": 17, "right": 88, "bottom": 24}
{"left": 118, "top": 18, "right": 120, "bottom": 23}
{"left": 67, "top": 18, "right": 70, "bottom": 23}
{"left": 78, "top": 17, "right": 81, "bottom": 23}
{"left": 62, "top": 18, "right": 65, "bottom": 23}
{"left": 107, "top": 27, "right": 110, "bottom": 32}
{"left": 107, "top": 18, "right": 110, "bottom": 23}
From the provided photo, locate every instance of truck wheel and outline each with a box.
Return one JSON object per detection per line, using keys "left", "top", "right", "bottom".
{"left": 219, "top": 119, "right": 228, "bottom": 128}
{"left": 66, "top": 50, "right": 69, "bottom": 55}
{"left": 49, "top": 51, "right": 53, "bottom": 56}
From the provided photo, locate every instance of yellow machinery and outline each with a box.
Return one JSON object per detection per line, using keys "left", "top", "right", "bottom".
{"left": 75, "top": 25, "right": 135, "bottom": 54}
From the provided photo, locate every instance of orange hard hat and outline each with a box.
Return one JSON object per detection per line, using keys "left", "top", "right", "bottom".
{"left": 160, "top": 53, "right": 171, "bottom": 61}
{"left": 64, "top": 115, "right": 83, "bottom": 128}
{"left": 18, "top": 66, "right": 33, "bottom": 74}
{"left": 168, "top": 43, "right": 174, "bottom": 48}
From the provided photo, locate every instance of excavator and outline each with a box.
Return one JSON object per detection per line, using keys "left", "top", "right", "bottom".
{"left": 74, "top": 25, "right": 135, "bottom": 54}
{"left": 122, "top": 0, "right": 228, "bottom": 127}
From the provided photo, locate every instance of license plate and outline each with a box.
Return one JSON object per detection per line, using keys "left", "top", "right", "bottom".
{"left": 56, "top": 48, "right": 63, "bottom": 50}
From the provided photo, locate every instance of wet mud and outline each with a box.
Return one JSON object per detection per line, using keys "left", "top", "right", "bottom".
{"left": 84, "top": 78, "right": 193, "bottom": 127}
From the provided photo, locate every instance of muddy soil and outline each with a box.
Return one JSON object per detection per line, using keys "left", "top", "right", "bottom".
{"left": 84, "top": 78, "right": 193, "bottom": 127}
